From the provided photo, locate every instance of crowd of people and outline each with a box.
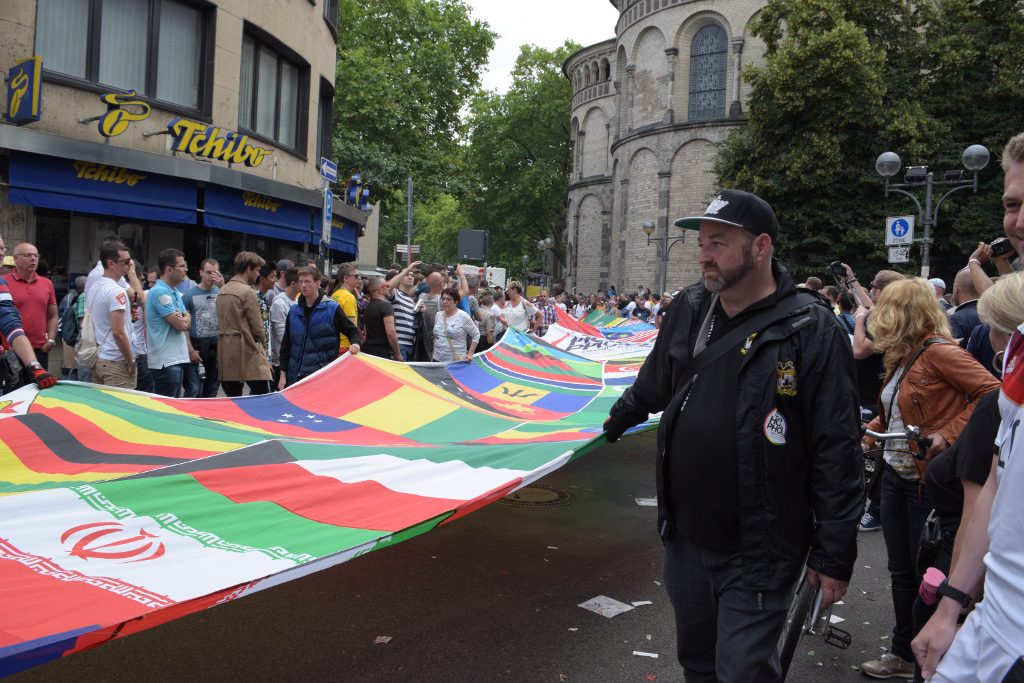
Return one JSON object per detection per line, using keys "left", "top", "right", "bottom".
{"left": 0, "top": 244, "right": 668, "bottom": 399}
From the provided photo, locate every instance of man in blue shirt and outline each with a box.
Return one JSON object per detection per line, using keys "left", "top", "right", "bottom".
{"left": 145, "top": 249, "right": 194, "bottom": 397}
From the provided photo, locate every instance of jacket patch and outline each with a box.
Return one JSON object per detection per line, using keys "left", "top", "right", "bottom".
{"left": 740, "top": 332, "right": 758, "bottom": 355}
{"left": 764, "top": 409, "right": 787, "bottom": 446}
{"left": 776, "top": 361, "right": 797, "bottom": 396}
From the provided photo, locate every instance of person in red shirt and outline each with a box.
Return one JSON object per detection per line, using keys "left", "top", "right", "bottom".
{"left": 5, "top": 242, "right": 57, "bottom": 370}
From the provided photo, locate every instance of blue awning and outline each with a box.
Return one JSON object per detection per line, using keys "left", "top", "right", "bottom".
{"left": 328, "top": 214, "right": 359, "bottom": 257}
{"left": 205, "top": 185, "right": 314, "bottom": 244}
{"left": 8, "top": 152, "right": 196, "bottom": 224}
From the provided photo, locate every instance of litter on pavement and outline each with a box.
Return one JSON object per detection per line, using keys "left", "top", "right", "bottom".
{"left": 578, "top": 595, "right": 635, "bottom": 618}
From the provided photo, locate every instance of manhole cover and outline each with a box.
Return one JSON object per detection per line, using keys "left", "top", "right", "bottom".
{"left": 498, "top": 484, "right": 578, "bottom": 508}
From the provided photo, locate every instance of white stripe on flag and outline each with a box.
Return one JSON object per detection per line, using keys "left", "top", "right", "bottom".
{"left": 295, "top": 454, "right": 531, "bottom": 501}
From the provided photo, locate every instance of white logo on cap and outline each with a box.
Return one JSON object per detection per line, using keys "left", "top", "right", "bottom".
{"left": 705, "top": 196, "right": 729, "bottom": 215}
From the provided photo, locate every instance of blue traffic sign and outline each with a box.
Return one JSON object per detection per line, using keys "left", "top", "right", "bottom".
{"left": 323, "top": 188, "right": 333, "bottom": 222}
{"left": 885, "top": 215, "right": 914, "bottom": 246}
{"left": 319, "top": 157, "right": 338, "bottom": 183}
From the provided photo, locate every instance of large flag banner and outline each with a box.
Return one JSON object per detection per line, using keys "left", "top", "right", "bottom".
{"left": 0, "top": 327, "right": 655, "bottom": 675}
{"left": 541, "top": 324, "right": 655, "bottom": 362}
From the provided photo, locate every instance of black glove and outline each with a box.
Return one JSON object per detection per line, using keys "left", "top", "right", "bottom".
{"left": 603, "top": 417, "right": 625, "bottom": 443}
{"left": 31, "top": 367, "right": 57, "bottom": 389}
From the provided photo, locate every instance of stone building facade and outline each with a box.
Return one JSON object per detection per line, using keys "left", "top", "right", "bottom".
{"left": 563, "top": 0, "right": 767, "bottom": 295}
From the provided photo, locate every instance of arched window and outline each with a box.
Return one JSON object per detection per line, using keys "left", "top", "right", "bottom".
{"left": 601, "top": 58, "right": 611, "bottom": 81}
{"left": 688, "top": 25, "right": 727, "bottom": 121}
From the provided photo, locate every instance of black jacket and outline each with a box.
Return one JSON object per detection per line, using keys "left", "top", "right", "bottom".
{"left": 607, "top": 261, "right": 863, "bottom": 588}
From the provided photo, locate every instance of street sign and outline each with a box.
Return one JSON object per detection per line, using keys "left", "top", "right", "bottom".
{"left": 322, "top": 189, "right": 333, "bottom": 243}
{"left": 319, "top": 157, "right": 337, "bottom": 183}
{"left": 885, "top": 215, "right": 914, "bottom": 246}
{"left": 394, "top": 244, "right": 420, "bottom": 262}
{"left": 888, "top": 246, "right": 911, "bottom": 264}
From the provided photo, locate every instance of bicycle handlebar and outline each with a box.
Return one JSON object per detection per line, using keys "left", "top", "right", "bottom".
{"left": 862, "top": 425, "right": 933, "bottom": 459}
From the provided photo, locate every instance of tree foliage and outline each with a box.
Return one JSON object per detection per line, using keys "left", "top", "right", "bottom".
{"left": 715, "top": 0, "right": 1024, "bottom": 281}
{"left": 462, "top": 43, "right": 578, "bottom": 276}
{"left": 332, "top": 0, "right": 494, "bottom": 267}
{"left": 333, "top": 0, "right": 494, "bottom": 211}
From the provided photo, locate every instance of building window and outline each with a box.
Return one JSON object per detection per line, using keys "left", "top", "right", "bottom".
{"left": 239, "top": 32, "right": 308, "bottom": 153}
{"left": 323, "top": 0, "right": 339, "bottom": 32}
{"left": 317, "top": 78, "right": 335, "bottom": 162}
{"left": 688, "top": 25, "right": 728, "bottom": 121}
{"left": 34, "top": 0, "right": 211, "bottom": 113}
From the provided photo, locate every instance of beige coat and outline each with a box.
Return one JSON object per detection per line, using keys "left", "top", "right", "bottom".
{"left": 216, "top": 278, "right": 271, "bottom": 381}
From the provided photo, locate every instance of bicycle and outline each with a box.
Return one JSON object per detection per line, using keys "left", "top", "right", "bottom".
{"left": 777, "top": 425, "right": 932, "bottom": 679}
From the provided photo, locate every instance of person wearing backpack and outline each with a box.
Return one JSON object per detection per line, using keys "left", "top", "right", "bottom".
{"left": 59, "top": 276, "right": 86, "bottom": 380}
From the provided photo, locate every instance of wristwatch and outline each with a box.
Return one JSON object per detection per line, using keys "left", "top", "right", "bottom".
{"left": 937, "top": 579, "right": 972, "bottom": 608}
{"left": 27, "top": 361, "right": 42, "bottom": 371}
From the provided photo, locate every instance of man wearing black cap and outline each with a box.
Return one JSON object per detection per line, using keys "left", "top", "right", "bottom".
{"left": 603, "top": 189, "right": 863, "bottom": 682}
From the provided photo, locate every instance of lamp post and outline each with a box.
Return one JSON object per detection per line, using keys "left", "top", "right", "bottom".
{"left": 537, "top": 237, "right": 554, "bottom": 291}
{"left": 521, "top": 254, "right": 530, "bottom": 288}
{"left": 875, "top": 144, "right": 990, "bottom": 278}
{"left": 642, "top": 220, "right": 687, "bottom": 295}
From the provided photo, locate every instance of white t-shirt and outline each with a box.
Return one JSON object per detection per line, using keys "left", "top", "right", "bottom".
{"left": 503, "top": 299, "right": 536, "bottom": 332}
{"left": 981, "top": 325, "right": 1024, "bottom": 656}
{"left": 84, "top": 260, "right": 128, "bottom": 301}
{"left": 91, "top": 277, "right": 132, "bottom": 361}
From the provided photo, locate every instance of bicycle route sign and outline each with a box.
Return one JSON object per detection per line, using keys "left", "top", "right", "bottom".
{"left": 885, "top": 216, "right": 914, "bottom": 246}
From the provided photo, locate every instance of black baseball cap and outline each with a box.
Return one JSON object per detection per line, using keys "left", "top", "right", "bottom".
{"left": 674, "top": 189, "right": 779, "bottom": 242}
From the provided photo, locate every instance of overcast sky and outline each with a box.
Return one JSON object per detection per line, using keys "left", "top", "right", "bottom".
{"left": 465, "top": 0, "right": 619, "bottom": 93}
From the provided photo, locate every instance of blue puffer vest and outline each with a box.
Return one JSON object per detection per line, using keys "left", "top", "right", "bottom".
{"left": 287, "top": 295, "right": 341, "bottom": 381}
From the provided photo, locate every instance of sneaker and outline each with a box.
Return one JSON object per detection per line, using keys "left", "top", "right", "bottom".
{"left": 859, "top": 511, "right": 882, "bottom": 532}
{"left": 860, "top": 652, "right": 915, "bottom": 679}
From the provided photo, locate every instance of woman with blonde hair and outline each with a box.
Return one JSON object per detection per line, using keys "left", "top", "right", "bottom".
{"left": 859, "top": 278, "right": 1000, "bottom": 679}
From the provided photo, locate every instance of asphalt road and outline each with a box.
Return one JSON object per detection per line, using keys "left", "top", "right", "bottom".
{"left": 16, "top": 430, "right": 897, "bottom": 682}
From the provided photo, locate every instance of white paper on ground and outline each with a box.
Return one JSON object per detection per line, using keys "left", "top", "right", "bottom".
{"left": 635, "top": 497, "right": 657, "bottom": 506}
{"left": 578, "top": 595, "right": 635, "bottom": 618}
{"left": 632, "top": 651, "right": 659, "bottom": 658}
{"left": 829, "top": 615, "right": 845, "bottom": 624}
{"left": 631, "top": 600, "right": 652, "bottom": 606}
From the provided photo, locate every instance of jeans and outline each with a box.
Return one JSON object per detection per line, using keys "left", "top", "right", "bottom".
{"left": 880, "top": 467, "right": 934, "bottom": 661}
{"left": 184, "top": 338, "right": 219, "bottom": 398}
{"left": 663, "top": 535, "right": 797, "bottom": 682}
{"left": 135, "top": 353, "right": 154, "bottom": 394}
{"left": 151, "top": 362, "right": 187, "bottom": 398}
{"left": 400, "top": 344, "right": 413, "bottom": 362}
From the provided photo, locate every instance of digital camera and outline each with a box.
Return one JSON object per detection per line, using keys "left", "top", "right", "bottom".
{"left": 827, "top": 261, "right": 847, "bottom": 282}
{"left": 990, "top": 237, "right": 1015, "bottom": 259}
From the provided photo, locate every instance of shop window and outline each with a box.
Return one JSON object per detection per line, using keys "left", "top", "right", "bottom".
{"left": 317, "top": 78, "right": 335, "bottom": 162}
{"left": 34, "top": 0, "right": 212, "bottom": 114}
{"left": 239, "top": 31, "right": 308, "bottom": 154}
{"left": 688, "top": 24, "right": 728, "bottom": 122}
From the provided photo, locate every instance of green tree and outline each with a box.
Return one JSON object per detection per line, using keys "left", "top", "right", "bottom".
{"left": 715, "top": 0, "right": 1024, "bottom": 281}
{"left": 333, "top": 0, "right": 495, "bottom": 264}
{"left": 463, "top": 43, "right": 578, "bottom": 278}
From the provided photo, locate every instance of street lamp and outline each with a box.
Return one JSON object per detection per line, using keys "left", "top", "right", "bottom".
{"left": 521, "top": 254, "right": 530, "bottom": 288}
{"left": 642, "top": 220, "right": 687, "bottom": 295}
{"left": 537, "top": 237, "right": 554, "bottom": 291}
{"left": 875, "top": 144, "right": 990, "bottom": 277}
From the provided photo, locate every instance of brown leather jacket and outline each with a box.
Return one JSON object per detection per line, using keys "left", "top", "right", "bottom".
{"left": 864, "top": 337, "right": 1000, "bottom": 476}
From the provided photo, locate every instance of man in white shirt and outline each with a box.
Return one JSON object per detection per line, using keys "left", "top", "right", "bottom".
{"left": 90, "top": 241, "right": 136, "bottom": 389}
